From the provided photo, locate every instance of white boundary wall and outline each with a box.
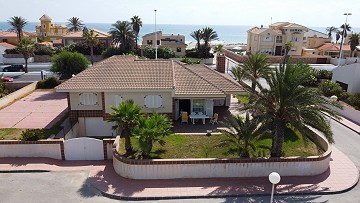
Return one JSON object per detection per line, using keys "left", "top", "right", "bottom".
{"left": 0, "top": 82, "right": 37, "bottom": 109}
{"left": 0, "top": 143, "right": 62, "bottom": 160}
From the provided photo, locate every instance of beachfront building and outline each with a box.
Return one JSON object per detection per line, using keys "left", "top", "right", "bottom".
{"left": 62, "top": 28, "right": 112, "bottom": 47}
{"left": 141, "top": 31, "right": 187, "bottom": 57}
{"left": 247, "top": 22, "right": 308, "bottom": 56}
{"left": 0, "top": 31, "right": 37, "bottom": 45}
{"left": 36, "top": 14, "right": 67, "bottom": 42}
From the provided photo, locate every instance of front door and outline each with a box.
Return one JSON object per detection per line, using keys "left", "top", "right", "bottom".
{"left": 275, "top": 46, "right": 282, "bottom": 56}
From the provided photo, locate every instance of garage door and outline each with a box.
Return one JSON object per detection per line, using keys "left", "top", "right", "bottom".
{"left": 64, "top": 137, "right": 104, "bottom": 160}
{"left": 84, "top": 117, "right": 116, "bottom": 137}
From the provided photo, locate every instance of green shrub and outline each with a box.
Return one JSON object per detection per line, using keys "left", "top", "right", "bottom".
{"left": 316, "top": 70, "right": 332, "bottom": 80}
{"left": 339, "top": 91, "right": 351, "bottom": 101}
{"left": 347, "top": 93, "right": 360, "bottom": 110}
{"left": 64, "top": 41, "right": 106, "bottom": 55}
{"left": 37, "top": 77, "right": 61, "bottom": 89}
{"left": 20, "top": 129, "right": 48, "bottom": 141}
{"left": 318, "top": 80, "right": 343, "bottom": 97}
{"left": 180, "top": 57, "right": 201, "bottom": 64}
{"left": 4, "top": 49, "right": 19, "bottom": 54}
{"left": 51, "top": 51, "right": 89, "bottom": 79}
{"left": 144, "top": 45, "right": 175, "bottom": 59}
{"left": 34, "top": 44, "right": 54, "bottom": 56}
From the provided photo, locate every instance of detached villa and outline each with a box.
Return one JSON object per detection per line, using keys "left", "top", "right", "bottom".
{"left": 247, "top": 22, "right": 309, "bottom": 56}
{"left": 141, "top": 31, "right": 187, "bottom": 56}
{"left": 55, "top": 55, "right": 243, "bottom": 137}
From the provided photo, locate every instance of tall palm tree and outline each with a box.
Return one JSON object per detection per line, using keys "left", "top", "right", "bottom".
{"left": 7, "top": 16, "right": 28, "bottom": 41}
{"left": 133, "top": 113, "right": 172, "bottom": 158}
{"left": 202, "top": 27, "right": 218, "bottom": 58}
{"left": 83, "top": 29, "right": 99, "bottom": 65}
{"left": 107, "top": 99, "right": 143, "bottom": 154}
{"left": 190, "top": 29, "right": 203, "bottom": 52}
{"left": 109, "top": 20, "right": 135, "bottom": 51}
{"left": 349, "top": 33, "right": 360, "bottom": 57}
{"left": 67, "top": 17, "right": 84, "bottom": 32}
{"left": 16, "top": 38, "right": 35, "bottom": 73}
{"left": 325, "top": 26, "right": 337, "bottom": 39}
{"left": 239, "top": 51, "right": 271, "bottom": 90}
{"left": 240, "top": 63, "right": 339, "bottom": 157}
{"left": 283, "top": 41, "right": 292, "bottom": 66}
{"left": 218, "top": 113, "right": 265, "bottom": 158}
{"left": 130, "top": 15, "right": 143, "bottom": 50}
{"left": 340, "top": 23, "right": 352, "bottom": 39}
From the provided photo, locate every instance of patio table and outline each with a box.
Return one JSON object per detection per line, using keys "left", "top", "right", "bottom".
{"left": 189, "top": 114, "right": 210, "bottom": 124}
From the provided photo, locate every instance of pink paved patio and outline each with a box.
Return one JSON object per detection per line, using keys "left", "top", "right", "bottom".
{"left": 0, "top": 147, "right": 357, "bottom": 200}
{"left": 0, "top": 91, "right": 68, "bottom": 129}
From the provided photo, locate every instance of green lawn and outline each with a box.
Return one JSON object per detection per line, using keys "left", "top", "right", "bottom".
{"left": 119, "top": 127, "right": 322, "bottom": 159}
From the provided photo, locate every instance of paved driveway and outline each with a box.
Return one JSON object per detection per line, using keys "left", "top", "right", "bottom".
{"left": 0, "top": 91, "right": 68, "bottom": 129}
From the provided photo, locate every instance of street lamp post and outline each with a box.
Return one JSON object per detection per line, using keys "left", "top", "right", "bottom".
{"left": 154, "top": 9, "right": 157, "bottom": 60}
{"left": 338, "top": 13, "right": 352, "bottom": 67}
{"left": 269, "top": 172, "right": 281, "bottom": 203}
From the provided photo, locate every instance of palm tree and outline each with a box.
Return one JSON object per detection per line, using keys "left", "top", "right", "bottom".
{"left": 340, "top": 23, "right": 352, "bottom": 39}
{"left": 218, "top": 113, "right": 264, "bottom": 158}
{"left": 67, "top": 17, "right": 84, "bottom": 32}
{"left": 190, "top": 29, "right": 203, "bottom": 52}
{"left": 283, "top": 41, "right": 292, "bottom": 65}
{"left": 109, "top": 21, "right": 135, "bottom": 51}
{"left": 325, "top": 26, "right": 337, "bottom": 39}
{"left": 133, "top": 113, "right": 172, "bottom": 158}
{"left": 16, "top": 38, "right": 35, "bottom": 73}
{"left": 107, "top": 99, "right": 143, "bottom": 154}
{"left": 130, "top": 15, "right": 143, "bottom": 50}
{"left": 349, "top": 33, "right": 360, "bottom": 57}
{"left": 239, "top": 51, "right": 271, "bottom": 90}
{"left": 7, "top": 16, "right": 28, "bottom": 41}
{"left": 202, "top": 27, "right": 218, "bottom": 58}
{"left": 336, "top": 30, "right": 341, "bottom": 44}
{"left": 83, "top": 29, "right": 99, "bottom": 65}
{"left": 240, "top": 63, "right": 339, "bottom": 157}
{"left": 213, "top": 44, "right": 224, "bottom": 53}
{"left": 230, "top": 65, "right": 246, "bottom": 83}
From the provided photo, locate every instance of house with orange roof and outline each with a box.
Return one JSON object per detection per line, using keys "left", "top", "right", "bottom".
{"left": 62, "top": 28, "right": 112, "bottom": 47}
{"left": 55, "top": 55, "right": 243, "bottom": 137}
{"left": 316, "top": 43, "right": 351, "bottom": 58}
{"left": 35, "top": 14, "right": 67, "bottom": 42}
{"left": 247, "top": 22, "right": 309, "bottom": 56}
{"left": 0, "top": 31, "right": 37, "bottom": 46}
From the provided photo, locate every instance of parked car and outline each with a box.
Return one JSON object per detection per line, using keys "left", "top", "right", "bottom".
{"left": 2, "top": 77, "right": 14, "bottom": 82}
{"left": 2, "top": 64, "right": 25, "bottom": 72}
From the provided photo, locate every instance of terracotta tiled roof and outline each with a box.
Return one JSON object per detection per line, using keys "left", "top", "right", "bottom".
{"left": 249, "top": 28, "right": 267, "bottom": 34}
{"left": 0, "top": 42, "right": 16, "bottom": 49}
{"left": 317, "top": 43, "right": 350, "bottom": 51}
{"left": 0, "top": 31, "right": 36, "bottom": 38}
{"left": 63, "top": 29, "right": 111, "bottom": 38}
{"left": 56, "top": 56, "right": 244, "bottom": 96}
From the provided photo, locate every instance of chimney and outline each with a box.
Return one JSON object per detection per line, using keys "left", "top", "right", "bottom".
{"left": 216, "top": 53, "right": 226, "bottom": 73}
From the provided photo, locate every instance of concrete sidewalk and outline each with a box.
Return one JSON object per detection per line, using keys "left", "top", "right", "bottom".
{"left": 334, "top": 116, "right": 360, "bottom": 134}
{"left": 0, "top": 146, "right": 358, "bottom": 200}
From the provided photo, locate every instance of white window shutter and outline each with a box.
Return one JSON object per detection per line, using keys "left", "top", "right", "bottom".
{"left": 79, "top": 93, "right": 98, "bottom": 105}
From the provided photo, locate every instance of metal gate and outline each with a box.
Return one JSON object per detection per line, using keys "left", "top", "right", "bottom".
{"left": 64, "top": 137, "right": 104, "bottom": 160}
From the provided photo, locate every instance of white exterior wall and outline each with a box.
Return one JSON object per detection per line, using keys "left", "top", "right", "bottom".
{"left": 0, "top": 46, "right": 6, "bottom": 63}
{"left": 332, "top": 63, "right": 360, "bottom": 93}
{"left": 78, "top": 117, "right": 116, "bottom": 137}
{"left": 0, "top": 144, "right": 62, "bottom": 160}
{"left": 69, "top": 92, "right": 103, "bottom": 110}
{"left": 3, "top": 57, "right": 34, "bottom": 64}
{"left": 325, "top": 104, "right": 360, "bottom": 124}
{"left": 113, "top": 157, "right": 330, "bottom": 179}
{"left": 104, "top": 91, "right": 173, "bottom": 114}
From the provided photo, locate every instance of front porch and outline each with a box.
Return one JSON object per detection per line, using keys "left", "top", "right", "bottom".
{"left": 173, "top": 96, "right": 244, "bottom": 133}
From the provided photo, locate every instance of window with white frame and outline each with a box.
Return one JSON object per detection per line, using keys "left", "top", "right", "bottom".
{"left": 79, "top": 93, "right": 98, "bottom": 106}
{"left": 144, "top": 95, "right": 162, "bottom": 108}
{"left": 192, "top": 99, "right": 205, "bottom": 113}
{"left": 115, "top": 95, "right": 123, "bottom": 106}
{"left": 276, "top": 36, "right": 282, "bottom": 43}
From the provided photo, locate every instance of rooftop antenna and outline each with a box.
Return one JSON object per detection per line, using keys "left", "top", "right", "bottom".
{"left": 154, "top": 9, "right": 157, "bottom": 60}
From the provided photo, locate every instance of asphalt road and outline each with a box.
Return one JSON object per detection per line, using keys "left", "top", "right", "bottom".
{"left": 0, "top": 119, "right": 358, "bottom": 202}
{"left": 0, "top": 63, "right": 52, "bottom": 72}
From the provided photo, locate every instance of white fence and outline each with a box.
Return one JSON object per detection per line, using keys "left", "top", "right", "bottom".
{"left": 0, "top": 82, "right": 37, "bottom": 109}
{"left": 64, "top": 137, "right": 104, "bottom": 160}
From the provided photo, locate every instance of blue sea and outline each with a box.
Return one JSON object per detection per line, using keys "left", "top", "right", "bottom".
{"left": 1, "top": 22, "right": 359, "bottom": 44}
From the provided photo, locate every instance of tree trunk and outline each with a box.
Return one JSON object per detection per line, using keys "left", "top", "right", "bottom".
{"left": 251, "top": 81, "right": 256, "bottom": 90}
{"left": 271, "top": 121, "right": 286, "bottom": 157}
{"left": 142, "top": 139, "right": 153, "bottom": 158}
{"left": 124, "top": 127, "right": 133, "bottom": 154}
{"left": 90, "top": 46, "right": 94, "bottom": 66}
{"left": 24, "top": 57, "right": 28, "bottom": 73}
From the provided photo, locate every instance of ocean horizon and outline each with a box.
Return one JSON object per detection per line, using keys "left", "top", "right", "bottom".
{"left": 1, "top": 22, "right": 360, "bottom": 45}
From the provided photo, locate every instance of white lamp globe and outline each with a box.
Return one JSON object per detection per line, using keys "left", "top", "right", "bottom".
{"left": 330, "top": 95, "right": 338, "bottom": 102}
{"left": 269, "top": 172, "right": 281, "bottom": 184}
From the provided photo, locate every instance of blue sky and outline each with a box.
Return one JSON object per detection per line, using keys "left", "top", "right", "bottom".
{"left": 1, "top": 0, "right": 359, "bottom": 27}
